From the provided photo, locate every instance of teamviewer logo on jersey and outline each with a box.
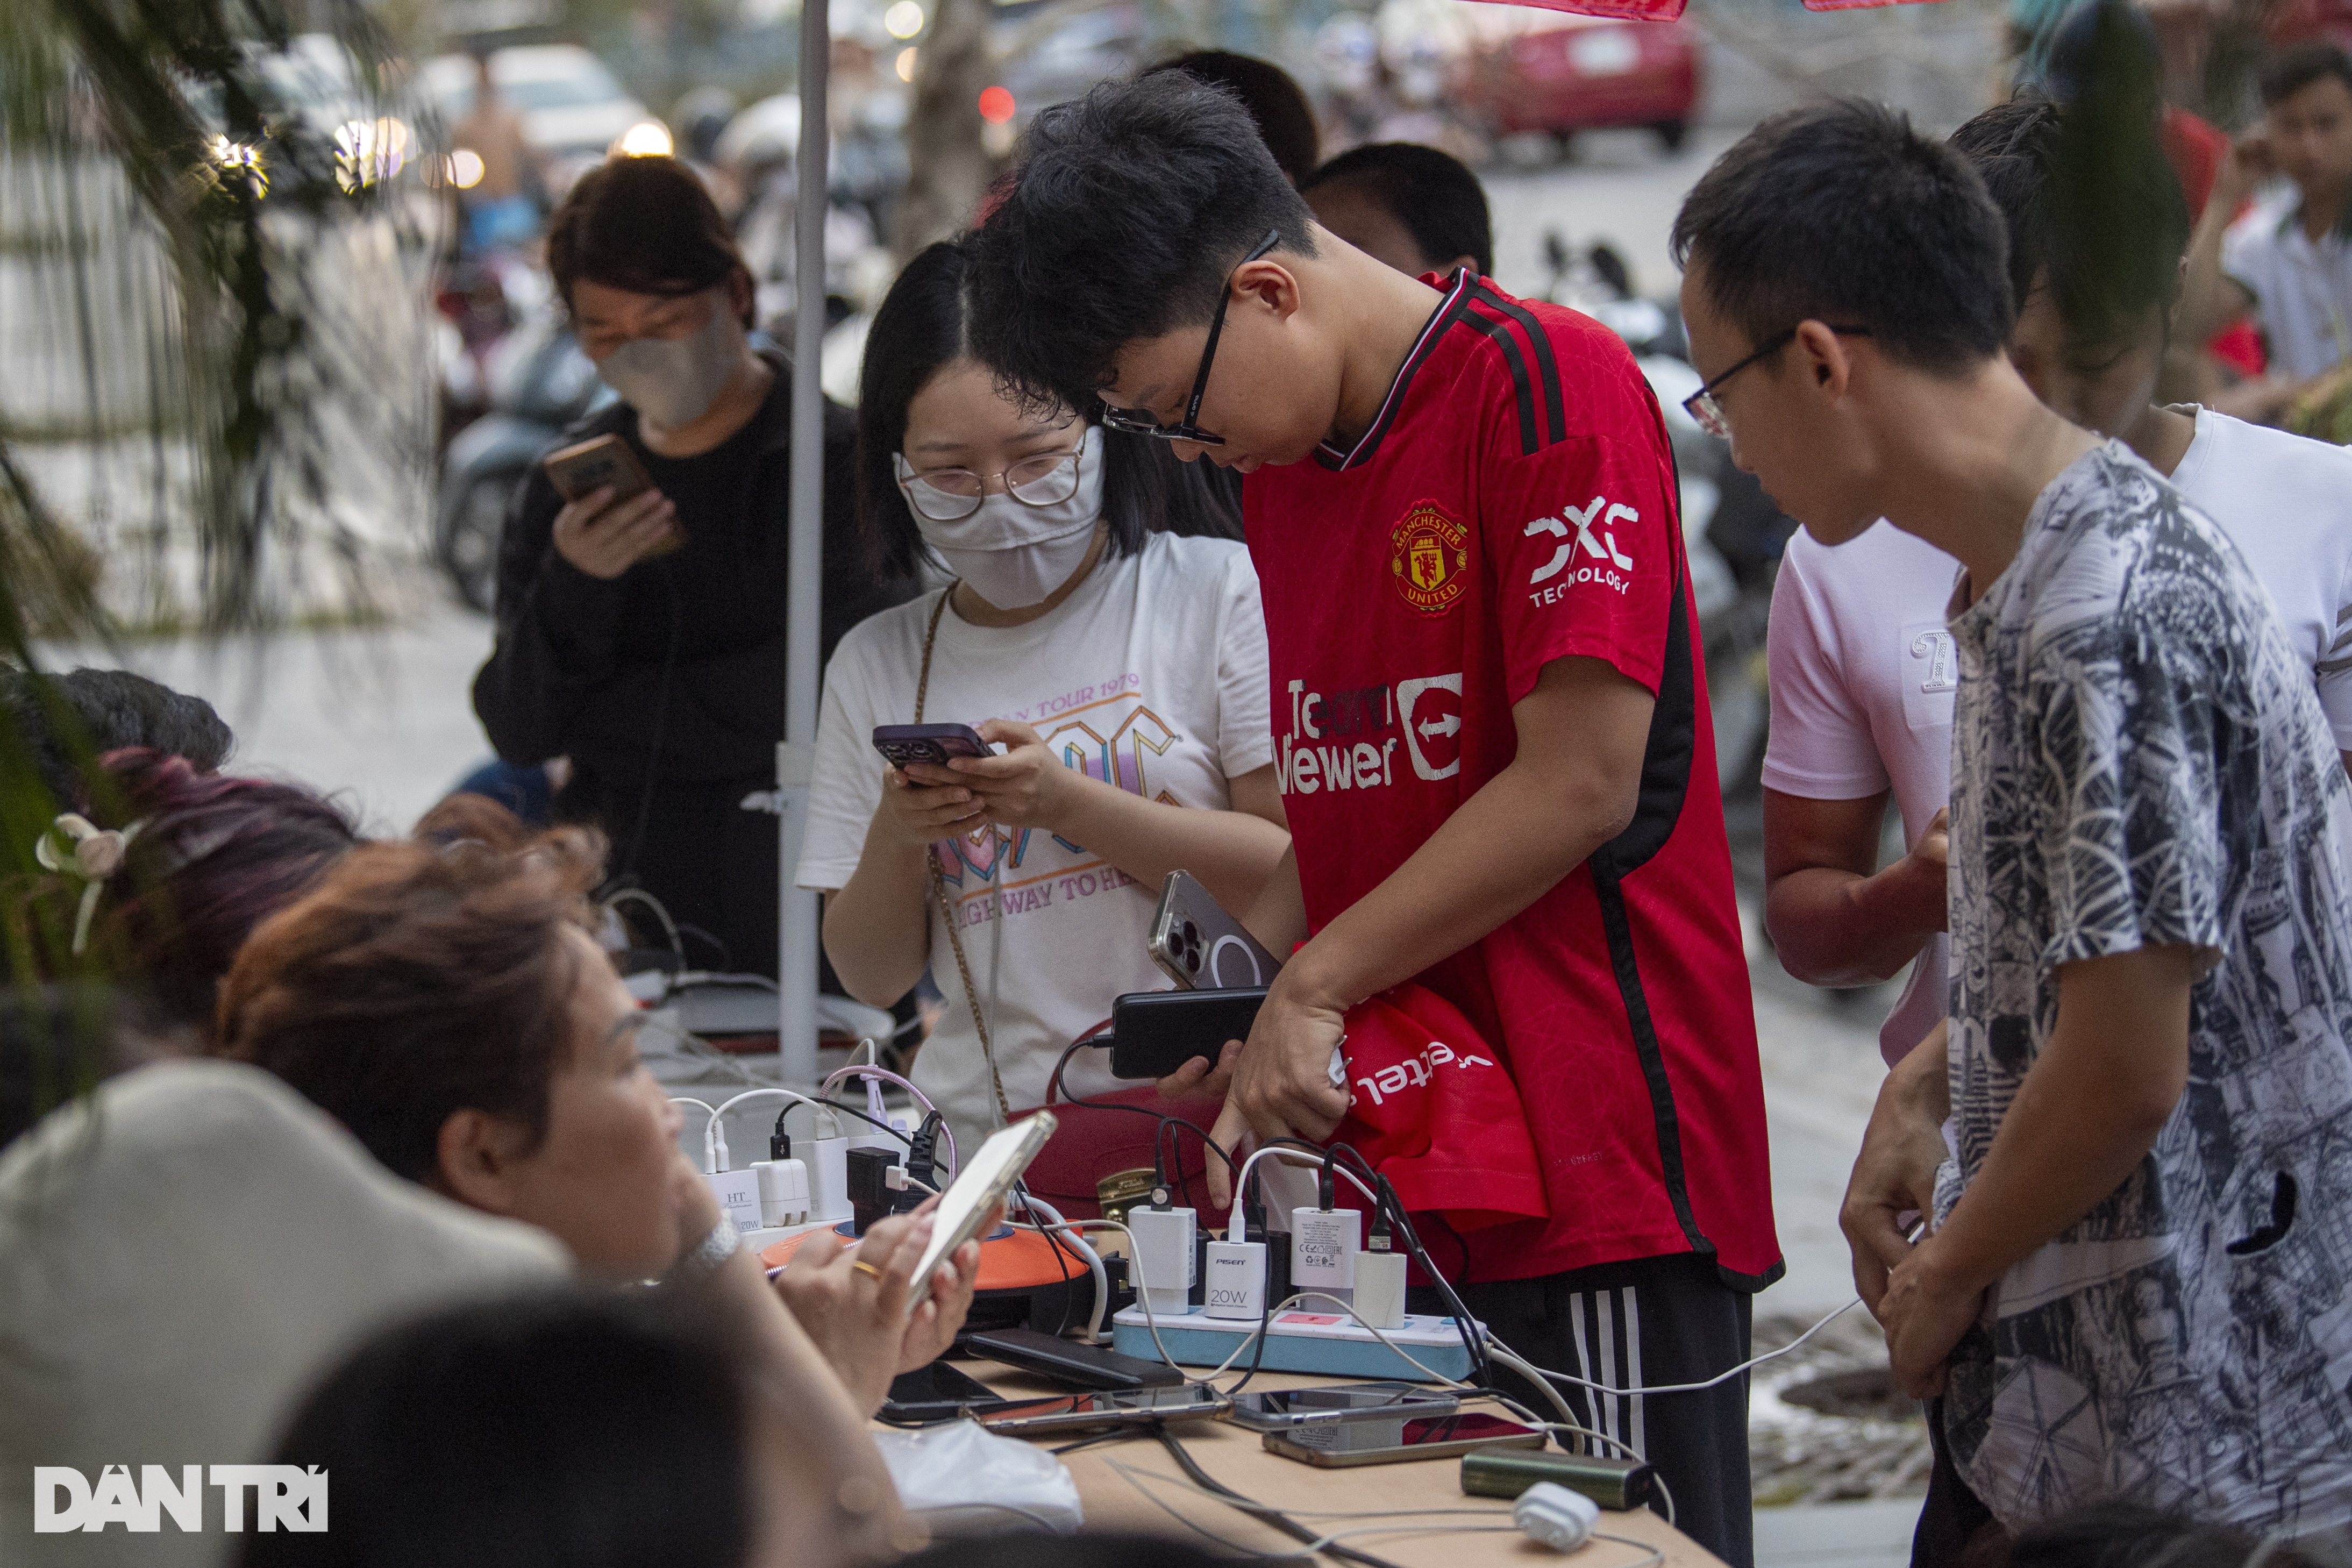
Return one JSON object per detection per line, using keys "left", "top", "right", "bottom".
{"left": 34, "top": 1465, "right": 327, "bottom": 1534}
{"left": 1525, "top": 496, "right": 1635, "bottom": 602}
{"left": 1396, "top": 675, "right": 1464, "bottom": 782}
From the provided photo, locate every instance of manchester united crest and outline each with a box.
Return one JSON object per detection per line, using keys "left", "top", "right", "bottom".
{"left": 1390, "top": 501, "right": 1470, "bottom": 616}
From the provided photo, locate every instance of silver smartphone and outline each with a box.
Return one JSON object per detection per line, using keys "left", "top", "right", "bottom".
{"left": 976, "top": 1384, "right": 1230, "bottom": 1435}
{"left": 1222, "top": 1384, "right": 1461, "bottom": 1432}
{"left": 1148, "top": 870, "right": 1284, "bottom": 990}
{"left": 1262, "top": 1411, "right": 1547, "bottom": 1468}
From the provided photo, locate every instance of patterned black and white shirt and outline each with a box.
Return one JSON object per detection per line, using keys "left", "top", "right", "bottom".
{"left": 1939, "top": 441, "right": 2352, "bottom": 1532}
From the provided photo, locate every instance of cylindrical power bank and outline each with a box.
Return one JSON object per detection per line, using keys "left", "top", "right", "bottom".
{"left": 1459, "top": 1448, "right": 1657, "bottom": 1511}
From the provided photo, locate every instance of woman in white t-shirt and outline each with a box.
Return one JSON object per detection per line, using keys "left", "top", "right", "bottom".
{"left": 796, "top": 240, "right": 1289, "bottom": 1157}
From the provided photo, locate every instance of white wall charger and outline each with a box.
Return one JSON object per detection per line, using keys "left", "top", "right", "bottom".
{"left": 1513, "top": 1482, "right": 1600, "bottom": 1551}
{"left": 704, "top": 1168, "right": 763, "bottom": 1234}
{"left": 1203, "top": 1238, "right": 1267, "bottom": 1320}
{"left": 1291, "top": 1206, "right": 1360, "bottom": 1307}
{"left": 1351, "top": 1246, "right": 1407, "bottom": 1330}
{"left": 803, "top": 1134, "right": 852, "bottom": 1225}
{"left": 751, "top": 1158, "right": 810, "bottom": 1228}
{"left": 1128, "top": 1204, "right": 1198, "bottom": 1316}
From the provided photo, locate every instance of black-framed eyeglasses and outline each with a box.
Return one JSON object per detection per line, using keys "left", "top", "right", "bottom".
{"left": 1099, "top": 229, "right": 1281, "bottom": 447}
{"left": 1683, "top": 323, "right": 1873, "bottom": 438}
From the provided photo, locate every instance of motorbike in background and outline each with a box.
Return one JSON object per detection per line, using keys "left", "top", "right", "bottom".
{"left": 434, "top": 313, "right": 610, "bottom": 614}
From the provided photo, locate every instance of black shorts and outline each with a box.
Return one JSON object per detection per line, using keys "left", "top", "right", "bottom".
{"left": 1421, "top": 1251, "right": 1757, "bottom": 1568}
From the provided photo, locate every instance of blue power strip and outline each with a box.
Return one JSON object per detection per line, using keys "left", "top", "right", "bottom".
{"left": 1110, "top": 1306, "right": 1479, "bottom": 1380}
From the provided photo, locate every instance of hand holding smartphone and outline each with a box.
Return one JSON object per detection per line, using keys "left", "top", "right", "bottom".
{"left": 1111, "top": 988, "right": 1267, "bottom": 1081}
{"left": 900, "top": 1114, "right": 1055, "bottom": 1316}
{"left": 543, "top": 434, "right": 682, "bottom": 575}
{"left": 873, "top": 723, "right": 993, "bottom": 771}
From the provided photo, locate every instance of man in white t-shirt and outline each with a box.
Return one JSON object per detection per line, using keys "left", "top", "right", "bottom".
{"left": 1764, "top": 93, "right": 2352, "bottom": 1556}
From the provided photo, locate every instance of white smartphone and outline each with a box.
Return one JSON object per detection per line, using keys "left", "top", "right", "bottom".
{"left": 904, "top": 1111, "right": 1057, "bottom": 1314}
{"left": 1148, "top": 870, "right": 1284, "bottom": 990}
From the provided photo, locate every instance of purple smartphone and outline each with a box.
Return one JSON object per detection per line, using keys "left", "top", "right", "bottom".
{"left": 873, "top": 723, "right": 992, "bottom": 770}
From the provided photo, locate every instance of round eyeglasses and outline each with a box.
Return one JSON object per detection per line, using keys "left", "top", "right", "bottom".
{"left": 897, "top": 448, "right": 1084, "bottom": 523}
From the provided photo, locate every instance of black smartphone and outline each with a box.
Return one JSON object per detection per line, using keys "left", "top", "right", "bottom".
{"left": 873, "top": 723, "right": 992, "bottom": 770}
{"left": 1109, "top": 987, "right": 1267, "bottom": 1080}
{"left": 974, "top": 1384, "right": 1229, "bottom": 1436}
{"left": 965, "top": 1325, "right": 1185, "bottom": 1390}
{"left": 876, "top": 1360, "right": 1011, "bottom": 1426}
{"left": 1262, "top": 1411, "right": 1547, "bottom": 1467}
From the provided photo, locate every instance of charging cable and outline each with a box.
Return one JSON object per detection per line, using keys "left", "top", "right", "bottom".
{"left": 668, "top": 1097, "right": 721, "bottom": 1173}
{"left": 1014, "top": 1188, "right": 1111, "bottom": 1343}
{"left": 1045, "top": 1035, "right": 1239, "bottom": 1187}
{"left": 704, "top": 1087, "right": 833, "bottom": 1174}
{"left": 1225, "top": 1146, "right": 1382, "bottom": 1236}
{"left": 1003, "top": 1214, "right": 1236, "bottom": 1384}
{"left": 820, "top": 1064, "right": 955, "bottom": 1173}
{"left": 1490, "top": 1296, "right": 1866, "bottom": 1401}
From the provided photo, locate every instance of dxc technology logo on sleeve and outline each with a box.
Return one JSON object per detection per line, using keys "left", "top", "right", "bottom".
{"left": 34, "top": 1465, "right": 327, "bottom": 1533}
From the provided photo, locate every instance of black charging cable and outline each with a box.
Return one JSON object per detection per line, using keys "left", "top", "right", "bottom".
{"left": 1012, "top": 1181, "right": 1079, "bottom": 1337}
{"left": 1046, "top": 1036, "right": 1240, "bottom": 1184}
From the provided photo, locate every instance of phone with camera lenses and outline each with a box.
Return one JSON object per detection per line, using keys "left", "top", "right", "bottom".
{"left": 873, "top": 723, "right": 992, "bottom": 770}
{"left": 1147, "top": 870, "right": 1284, "bottom": 991}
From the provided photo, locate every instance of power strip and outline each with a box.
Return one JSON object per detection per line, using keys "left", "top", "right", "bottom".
{"left": 1109, "top": 1305, "right": 1480, "bottom": 1380}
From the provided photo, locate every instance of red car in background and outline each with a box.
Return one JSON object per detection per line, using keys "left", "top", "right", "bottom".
{"left": 1456, "top": 15, "right": 1701, "bottom": 153}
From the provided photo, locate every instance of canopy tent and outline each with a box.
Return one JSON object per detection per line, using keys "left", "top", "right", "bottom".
{"left": 770, "top": 0, "right": 1962, "bottom": 1083}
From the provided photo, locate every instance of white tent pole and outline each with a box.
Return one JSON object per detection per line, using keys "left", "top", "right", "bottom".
{"left": 776, "top": 0, "right": 831, "bottom": 1088}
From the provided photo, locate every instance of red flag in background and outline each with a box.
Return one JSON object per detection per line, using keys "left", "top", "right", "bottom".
{"left": 1466, "top": 0, "right": 1950, "bottom": 19}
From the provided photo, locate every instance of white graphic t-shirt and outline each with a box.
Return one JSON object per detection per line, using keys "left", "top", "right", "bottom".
{"left": 797, "top": 533, "right": 1273, "bottom": 1156}
{"left": 1940, "top": 441, "right": 2352, "bottom": 1532}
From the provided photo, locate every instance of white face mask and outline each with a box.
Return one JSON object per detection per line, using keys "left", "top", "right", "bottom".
{"left": 896, "top": 426, "right": 1107, "bottom": 610}
{"left": 594, "top": 301, "right": 741, "bottom": 429}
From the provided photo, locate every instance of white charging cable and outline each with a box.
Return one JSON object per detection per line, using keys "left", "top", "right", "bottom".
{"left": 668, "top": 1097, "right": 721, "bottom": 1173}
{"left": 1012, "top": 1190, "right": 1113, "bottom": 1343}
{"left": 1489, "top": 1295, "right": 1866, "bottom": 1400}
{"left": 1225, "top": 1146, "right": 1384, "bottom": 1237}
{"left": 705, "top": 1087, "right": 835, "bottom": 1174}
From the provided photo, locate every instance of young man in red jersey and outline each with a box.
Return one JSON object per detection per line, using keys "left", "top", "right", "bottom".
{"left": 965, "top": 76, "right": 1779, "bottom": 1565}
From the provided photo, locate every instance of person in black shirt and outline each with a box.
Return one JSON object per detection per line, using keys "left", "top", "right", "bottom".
{"left": 472, "top": 155, "right": 908, "bottom": 976}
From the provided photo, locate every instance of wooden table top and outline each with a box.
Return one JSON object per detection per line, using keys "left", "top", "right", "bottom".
{"left": 947, "top": 1361, "right": 1728, "bottom": 1568}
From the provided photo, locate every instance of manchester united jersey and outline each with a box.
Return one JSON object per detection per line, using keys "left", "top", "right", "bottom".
{"left": 1247, "top": 272, "right": 1780, "bottom": 1287}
